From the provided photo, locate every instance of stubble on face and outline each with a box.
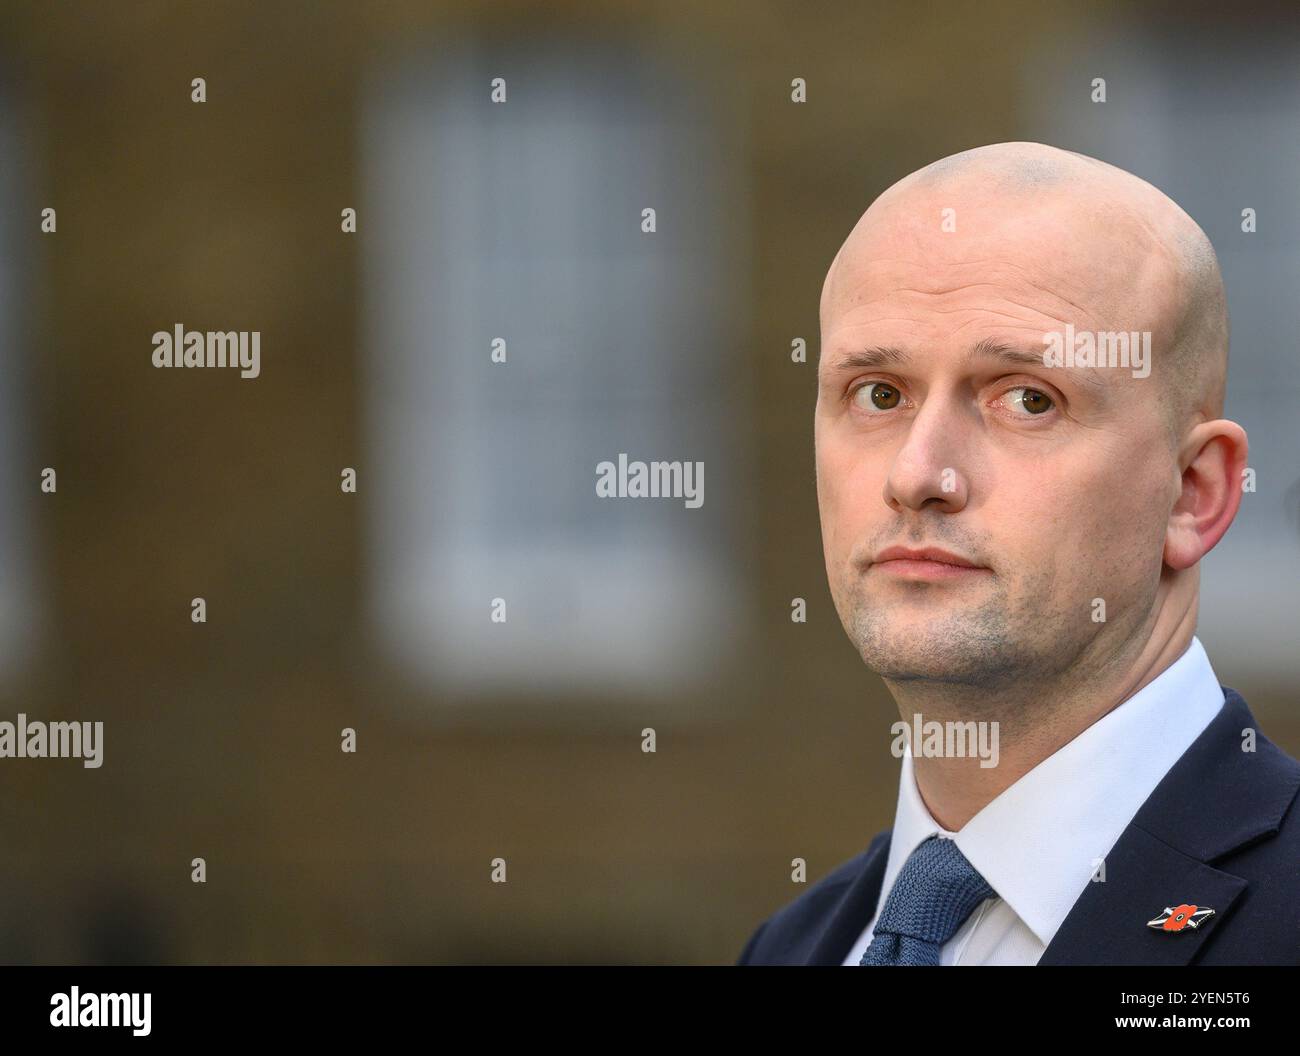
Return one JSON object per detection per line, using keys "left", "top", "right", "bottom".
{"left": 830, "top": 512, "right": 1075, "bottom": 686}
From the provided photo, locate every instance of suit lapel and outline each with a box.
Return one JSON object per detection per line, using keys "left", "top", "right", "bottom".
{"left": 1039, "top": 688, "right": 1298, "bottom": 965}
{"left": 1037, "top": 824, "right": 1247, "bottom": 965}
{"left": 805, "top": 831, "right": 892, "bottom": 964}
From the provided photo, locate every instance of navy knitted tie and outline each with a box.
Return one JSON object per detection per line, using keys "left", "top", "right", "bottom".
{"left": 859, "top": 835, "right": 996, "bottom": 965}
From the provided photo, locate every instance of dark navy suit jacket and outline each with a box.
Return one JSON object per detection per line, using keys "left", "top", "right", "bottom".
{"left": 737, "top": 687, "right": 1300, "bottom": 965}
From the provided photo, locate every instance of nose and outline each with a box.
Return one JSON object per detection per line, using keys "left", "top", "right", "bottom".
{"left": 882, "top": 392, "right": 970, "bottom": 513}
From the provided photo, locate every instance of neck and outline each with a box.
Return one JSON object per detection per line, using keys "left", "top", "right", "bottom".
{"left": 888, "top": 574, "right": 1199, "bottom": 832}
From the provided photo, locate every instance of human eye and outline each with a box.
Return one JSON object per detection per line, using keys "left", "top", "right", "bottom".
{"left": 994, "top": 385, "right": 1055, "bottom": 417}
{"left": 850, "top": 380, "right": 907, "bottom": 414}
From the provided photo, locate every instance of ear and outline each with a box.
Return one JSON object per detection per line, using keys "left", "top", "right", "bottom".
{"left": 1163, "top": 419, "right": 1249, "bottom": 571}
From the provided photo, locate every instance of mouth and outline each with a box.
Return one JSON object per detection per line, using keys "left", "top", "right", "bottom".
{"left": 867, "top": 546, "right": 990, "bottom": 581}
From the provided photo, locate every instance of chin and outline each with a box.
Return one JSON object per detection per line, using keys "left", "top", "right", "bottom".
{"left": 850, "top": 616, "right": 1018, "bottom": 686}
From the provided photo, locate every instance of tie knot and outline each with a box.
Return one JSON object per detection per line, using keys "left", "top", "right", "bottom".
{"left": 872, "top": 835, "right": 996, "bottom": 948}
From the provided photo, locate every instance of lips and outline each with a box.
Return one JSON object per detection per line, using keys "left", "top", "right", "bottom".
{"left": 871, "top": 546, "right": 984, "bottom": 569}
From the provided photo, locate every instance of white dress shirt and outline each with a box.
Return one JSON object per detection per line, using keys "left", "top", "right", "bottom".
{"left": 843, "top": 636, "right": 1227, "bottom": 965}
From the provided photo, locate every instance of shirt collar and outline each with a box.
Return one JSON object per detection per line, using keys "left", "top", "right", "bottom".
{"left": 877, "top": 636, "right": 1226, "bottom": 947}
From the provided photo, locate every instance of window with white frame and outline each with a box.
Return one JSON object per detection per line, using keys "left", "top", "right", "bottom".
{"left": 361, "top": 37, "right": 753, "bottom": 709}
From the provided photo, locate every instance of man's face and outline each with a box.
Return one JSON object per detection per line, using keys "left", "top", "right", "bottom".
{"left": 815, "top": 184, "right": 1183, "bottom": 690}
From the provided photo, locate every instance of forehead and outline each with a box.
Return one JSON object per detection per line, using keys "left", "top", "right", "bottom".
{"left": 821, "top": 186, "right": 1181, "bottom": 350}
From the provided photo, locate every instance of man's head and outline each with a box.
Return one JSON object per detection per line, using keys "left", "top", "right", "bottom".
{"left": 815, "top": 142, "right": 1247, "bottom": 696}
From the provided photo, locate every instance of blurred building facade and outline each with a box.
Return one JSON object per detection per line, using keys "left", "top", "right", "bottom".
{"left": 0, "top": 0, "right": 1295, "bottom": 963}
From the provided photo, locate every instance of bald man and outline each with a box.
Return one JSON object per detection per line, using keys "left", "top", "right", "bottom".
{"left": 737, "top": 142, "right": 1300, "bottom": 966}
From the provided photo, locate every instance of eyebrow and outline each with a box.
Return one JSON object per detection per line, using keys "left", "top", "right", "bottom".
{"left": 829, "top": 337, "right": 1106, "bottom": 389}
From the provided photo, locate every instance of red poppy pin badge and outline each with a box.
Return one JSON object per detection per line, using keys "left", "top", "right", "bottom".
{"left": 1147, "top": 903, "right": 1215, "bottom": 932}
